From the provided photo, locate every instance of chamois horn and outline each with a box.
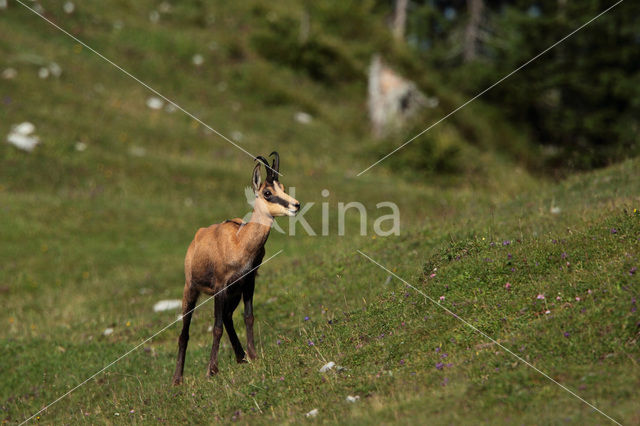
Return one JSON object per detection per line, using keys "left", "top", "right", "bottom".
{"left": 255, "top": 155, "right": 273, "bottom": 182}
{"left": 269, "top": 151, "right": 280, "bottom": 180}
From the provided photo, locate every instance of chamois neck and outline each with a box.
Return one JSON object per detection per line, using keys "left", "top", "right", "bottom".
{"left": 237, "top": 208, "right": 272, "bottom": 254}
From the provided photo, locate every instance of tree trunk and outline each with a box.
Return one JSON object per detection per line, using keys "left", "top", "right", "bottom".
{"left": 392, "top": 0, "right": 408, "bottom": 41}
{"left": 464, "top": 0, "right": 483, "bottom": 62}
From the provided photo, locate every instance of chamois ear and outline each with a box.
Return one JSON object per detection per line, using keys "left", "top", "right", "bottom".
{"left": 252, "top": 163, "right": 262, "bottom": 193}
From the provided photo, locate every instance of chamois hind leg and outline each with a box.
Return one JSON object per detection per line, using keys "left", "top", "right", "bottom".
{"left": 223, "top": 293, "right": 246, "bottom": 363}
{"left": 206, "top": 294, "right": 225, "bottom": 376}
{"left": 243, "top": 275, "right": 257, "bottom": 360}
{"left": 172, "top": 283, "right": 199, "bottom": 385}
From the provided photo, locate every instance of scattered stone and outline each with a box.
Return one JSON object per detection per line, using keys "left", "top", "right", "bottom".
{"left": 146, "top": 96, "right": 164, "bottom": 110}
{"left": 153, "top": 299, "right": 182, "bottom": 312}
{"left": 63, "top": 1, "right": 74, "bottom": 14}
{"left": 319, "top": 361, "right": 335, "bottom": 373}
{"left": 129, "top": 146, "right": 146, "bottom": 157}
{"left": 346, "top": 395, "right": 360, "bottom": 403}
{"left": 2, "top": 68, "right": 16, "bottom": 79}
{"left": 38, "top": 67, "right": 49, "bottom": 79}
{"left": 149, "top": 10, "right": 160, "bottom": 23}
{"left": 48, "top": 62, "right": 62, "bottom": 78}
{"left": 103, "top": 328, "right": 114, "bottom": 336}
{"left": 75, "top": 142, "right": 87, "bottom": 152}
{"left": 305, "top": 408, "right": 318, "bottom": 418}
{"left": 192, "top": 54, "right": 204, "bottom": 66}
{"left": 7, "top": 122, "right": 40, "bottom": 152}
{"left": 231, "top": 130, "right": 243, "bottom": 141}
{"left": 294, "top": 111, "right": 312, "bottom": 124}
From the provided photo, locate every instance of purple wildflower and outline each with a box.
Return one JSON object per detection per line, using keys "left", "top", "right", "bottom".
{"left": 505, "top": 282, "right": 511, "bottom": 290}
{"left": 561, "top": 252, "right": 567, "bottom": 259}
{"left": 503, "top": 240, "right": 511, "bottom": 246}
{"left": 610, "top": 228, "right": 617, "bottom": 234}
{"left": 276, "top": 339, "right": 282, "bottom": 345}
{"left": 307, "top": 340, "right": 315, "bottom": 346}
{"left": 563, "top": 331, "right": 570, "bottom": 338}
{"left": 435, "top": 347, "right": 441, "bottom": 353}
{"left": 435, "top": 362, "right": 444, "bottom": 370}
{"left": 536, "top": 294, "right": 545, "bottom": 300}
{"left": 507, "top": 253, "right": 512, "bottom": 259}
{"left": 399, "top": 359, "right": 405, "bottom": 365}
{"left": 630, "top": 267, "right": 637, "bottom": 276}
{"left": 304, "top": 316, "right": 310, "bottom": 321}
{"left": 442, "top": 377, "right": 449, "bottom": 386}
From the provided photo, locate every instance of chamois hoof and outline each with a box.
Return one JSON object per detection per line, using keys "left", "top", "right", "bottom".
{"left": 172, "top": 376, "right": 183, "bottom": 386}
{"left": 206, "top": 366, "right": 219, "bottom": 377}
{"left": 237, "top": 357, "right": 248, "bottom": 364}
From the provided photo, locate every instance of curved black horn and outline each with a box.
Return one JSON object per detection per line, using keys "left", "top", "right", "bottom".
{"left": 269, "top": 151, "right": 280, "bottom": 180}
{"left": 255, "top": 155, "right": 273, "bottom": 182}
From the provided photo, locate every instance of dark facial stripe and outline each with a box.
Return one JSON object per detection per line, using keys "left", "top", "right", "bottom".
{"left": 269, "top": 195, "right": 290, "bottom": 209}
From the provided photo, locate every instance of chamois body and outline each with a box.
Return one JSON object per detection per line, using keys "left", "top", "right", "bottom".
{"left": 173, "top": 153, "right": 299, "bottom": 385}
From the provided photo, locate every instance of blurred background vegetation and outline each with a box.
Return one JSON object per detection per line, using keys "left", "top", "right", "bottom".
{"left": 1, "top": 0, "right": 638, "bottom": 423}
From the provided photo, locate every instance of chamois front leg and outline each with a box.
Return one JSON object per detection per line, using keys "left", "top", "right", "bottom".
{"left": 172, "top": 284, "right": 199, "bottom": 385}
{"left": 243, "top": 277, "right": 257, "bottom": 360}
{"left": 207, "top": 294, "right": 225, "bottom": 376}
{"left": 223, "top": 293, "right": 247, "bottom": 363}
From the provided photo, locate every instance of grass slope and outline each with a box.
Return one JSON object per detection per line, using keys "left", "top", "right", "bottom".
{"left": 1, "top": 1, "right": 639, "bottom": 424}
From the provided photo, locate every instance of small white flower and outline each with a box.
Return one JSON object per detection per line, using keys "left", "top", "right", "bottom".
{"left": 305, "top": 408, "right": 318, "bottom": 418}
{"left": 75, "top": 142, "right": 87, "bottom": 152}
{"left": 346, "top": 395, "right": 360, "bottom": 403}
{"left": 103, "top": 328, "right": 114, "bottom": 336}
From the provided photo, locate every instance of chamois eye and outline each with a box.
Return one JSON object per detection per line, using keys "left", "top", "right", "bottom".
{"left": 263, "top": 190, "right": 272, "bottom": 198}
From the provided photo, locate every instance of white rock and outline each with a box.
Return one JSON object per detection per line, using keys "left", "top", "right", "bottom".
{"left": 149, "top": 10, "right": 160, "bottom": 23}
{"left": 305, "top": 408, "right": 318, "bottom": 418}
{"left": 2, "top": 68, "right": 17, "bottom": 79}
{"left": 129, "top": 146, "right": 146, "bottom": 157}
{"left": 294, "top": 111, "right": 312, "bottom": 124}
{"left": 319, "top": 361, "right": 335, "bottom": 373}
{"left": 231, "top": 130, "right": 243, "bottom": 141}
{"left": 153, "top": 299, "right": 182, "bottom": 312}
{"left": 346, "top": 395, "right": 360, "bottom": 403}
{"left": 146, "top": 96, "right": 164, "bottom": 110}
{"left": 13, "top": 122, "right": 35, "bottom": 135}
{"left": 550, "top": 206, "right": 561, "bottom": 215}
{"left": 75, "top": 142, "right": 87, "bottom": 152}
{"left": 192, "top": 54, "right": 204, "bottom": 66}
{"left": 38, "top": 67, "right": 49, "bottom": 79}
{"left": 103, "top": 327, "right": 114, "bottom": 336}
{"left": 7, "top": 133, "right": 39, "bottom": 152}
{"left": 49, "top": 62, "right": 62, "bottom": 78}
{"left": 63, "top": 1, "right": 74, "bottom": 14}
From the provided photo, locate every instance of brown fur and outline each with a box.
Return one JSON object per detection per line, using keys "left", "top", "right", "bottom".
{"left": 172, "top": 160, "right": 299, "bottom": 385}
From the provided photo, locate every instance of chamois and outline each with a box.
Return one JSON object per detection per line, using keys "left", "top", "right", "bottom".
{"left": 172, "top": 152, "right": 300, "bottom": 385}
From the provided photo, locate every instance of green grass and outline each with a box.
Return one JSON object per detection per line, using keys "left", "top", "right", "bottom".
{"left": 1, "top": 1, "right": 639, "bottom": 424}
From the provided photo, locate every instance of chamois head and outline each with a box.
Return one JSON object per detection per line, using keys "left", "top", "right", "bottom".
{"left": 252, "top": 152, "right": 300, "bottom": 218}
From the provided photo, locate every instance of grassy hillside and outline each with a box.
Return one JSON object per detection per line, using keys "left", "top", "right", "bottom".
{"left": 1, "top": 0, "right": 638, "bottom": 424}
